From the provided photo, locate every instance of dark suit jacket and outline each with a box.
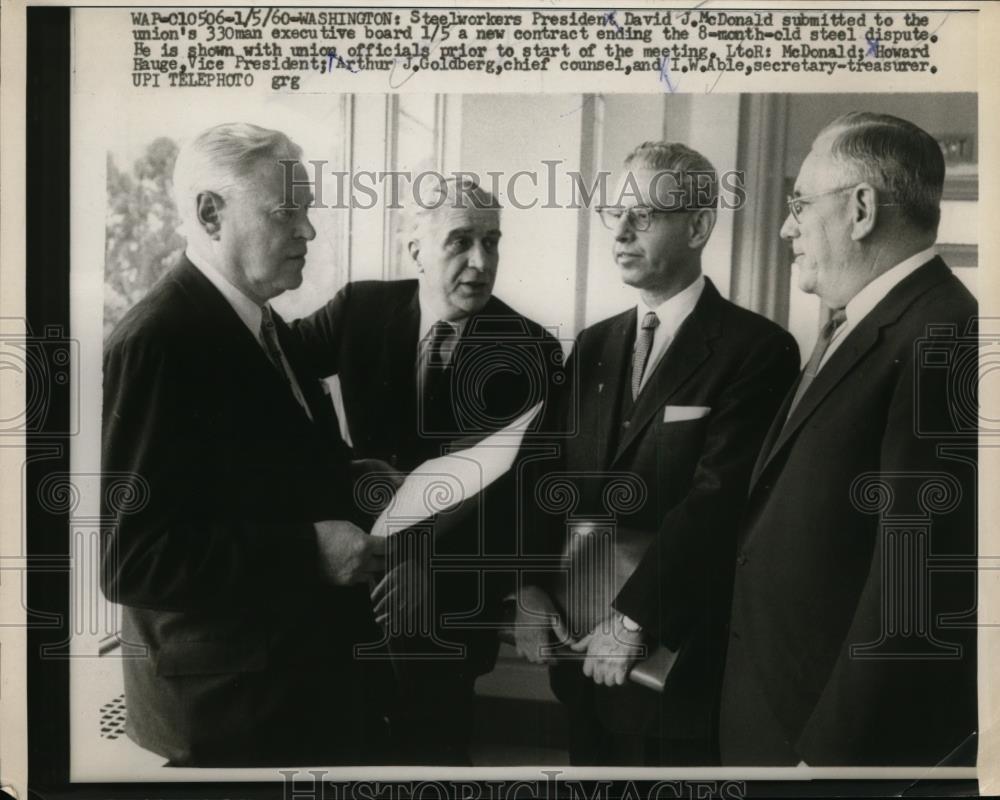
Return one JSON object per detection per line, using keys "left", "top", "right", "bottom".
{"left": 101, "top": 257, "right": 383, "bottom": 767}
{"left": 720, "top": 257, "right": 978, "bottom": 766}
{"left": 544, "top": 278, "right": 800, "bottom": 743}
{"left": 291, "top": 279, "right": 564, "bottom": 668}
{"left": 292, "top": 279, "right": 563, "bottom": 470}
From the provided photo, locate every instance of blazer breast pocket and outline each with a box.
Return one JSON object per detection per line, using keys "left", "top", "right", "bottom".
{"left": 661, "top": 404, "right": 711, "bottom": 423}
{"left": 655, "top": 405, "right": 711, "bottom": 465}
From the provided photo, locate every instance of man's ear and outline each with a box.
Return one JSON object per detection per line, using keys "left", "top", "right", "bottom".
{"left": 850, "top": 183, "right": 878, "bottom": 241}
{"left": 196, "top": 192, "right": 224, "bottom": 239}
{"left": 407, "top": 239, "right": 422, "bottom": 272}
{"left": 688, "top": 209, "right": 717, "bottom": 250}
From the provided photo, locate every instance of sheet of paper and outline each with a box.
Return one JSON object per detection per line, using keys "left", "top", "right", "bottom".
{"left": 370, "top": 402, "right": 543, "bottom": 538}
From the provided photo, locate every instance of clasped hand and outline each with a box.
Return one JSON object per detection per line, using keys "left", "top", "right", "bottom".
{"left": 570, "top": 613, "right": 645, "bottom": 686}
{"left": 313, "top": 519, "right": 385, "bottom": 586}
{"left": 512, "top": 590, "right": 644, "bottom": 684}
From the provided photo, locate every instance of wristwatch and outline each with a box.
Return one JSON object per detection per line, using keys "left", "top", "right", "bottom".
{"left": 621, "top": 614, "right": 642, "bottom": 633}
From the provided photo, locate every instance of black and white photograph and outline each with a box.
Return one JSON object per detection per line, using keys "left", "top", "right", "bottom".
{"left": 1, "top": 2, "right": 997, "bottom": 797}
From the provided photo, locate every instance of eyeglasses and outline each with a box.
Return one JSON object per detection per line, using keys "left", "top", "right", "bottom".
{"left": 595, "top": 205, "right": 700, "bottom": 231}
{"left": 786, "top": 185, "right": 898, "bottom": 223}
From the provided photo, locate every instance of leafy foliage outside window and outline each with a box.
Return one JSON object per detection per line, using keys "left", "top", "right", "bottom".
{"left": 104, "top": 137, "right": 185, "bottom": 339}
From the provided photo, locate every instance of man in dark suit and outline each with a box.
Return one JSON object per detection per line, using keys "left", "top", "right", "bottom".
{"left": 101, "top": 123, "right": 389, "bottom": 767}
{"left": 290, "top": 178, "right": 563, "bottom": 764}
{"left": 720, "top": 112, "right": 978, "bottom": 766}
{"left": 514, "top": 142, "right": 800, "bottom": 765}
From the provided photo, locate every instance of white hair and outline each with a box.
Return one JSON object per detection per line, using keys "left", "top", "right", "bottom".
{"left": 172, "top": 122, "right": 302, "bottom": 236}
{"left": 405, "top": 175, "right": 501, "bottom": 241}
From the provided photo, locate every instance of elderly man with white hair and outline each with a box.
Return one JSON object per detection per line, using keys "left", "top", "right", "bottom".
{"left": 720, "top": 112, "right": 978, "bottom": 766}
{"left": 290, "top": 175, "right": 564, "bottom": 764}
{"left": 101, "top": 122, "right": 389, "bottom": 767}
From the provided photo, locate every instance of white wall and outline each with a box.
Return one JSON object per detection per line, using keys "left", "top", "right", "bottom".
{"left": 460, "top": 94, "right": 583, "bottom": 349}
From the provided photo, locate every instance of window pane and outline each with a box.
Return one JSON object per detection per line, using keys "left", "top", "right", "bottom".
{"left": 385, "top": 95, "right": 440, "bottom": 279}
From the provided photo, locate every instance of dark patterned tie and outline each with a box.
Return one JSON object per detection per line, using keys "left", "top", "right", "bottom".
{"left": 420, "top": 320, "right": 458, "bottom": 435}
{"left": 260, "top": 304, "right": 311, "bottom": 418}
{"left": 785, "top": 308, "right": 848, "bottom": 419}
{"left": 631, "top": 311, "right": 660, "bottom": 400}
{"left": 260, "top": 305, "right": 286, "bottom": 375}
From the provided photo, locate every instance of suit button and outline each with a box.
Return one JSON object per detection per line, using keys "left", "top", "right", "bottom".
{"left": 736, "top": 554, "right": 748, "bottom": 566}
{"left": 622, "top": 420, "right": 631, "bottom": 429}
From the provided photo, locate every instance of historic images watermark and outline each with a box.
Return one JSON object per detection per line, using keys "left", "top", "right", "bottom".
{"left": 279, "top": 770, "right": 747, "bottom": 800}
{"left": 276, "top": 161, "right": 748, "bottom": 212}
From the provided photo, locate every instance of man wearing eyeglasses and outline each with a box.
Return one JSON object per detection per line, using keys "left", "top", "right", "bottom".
{"left": 720, "top": 112, "right": 978, "bottom": 766}
{"left": 516, "top": 142, "right": 799, "bottom": 765}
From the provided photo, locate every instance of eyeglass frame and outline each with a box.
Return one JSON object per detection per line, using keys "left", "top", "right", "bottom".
{"left": 595, "top": 203, "right": 715, "bottom": 232}
{"left": 786, "top": 183, "right": 897, "bottom": 224}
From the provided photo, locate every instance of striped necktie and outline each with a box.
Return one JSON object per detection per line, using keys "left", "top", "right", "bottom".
{"left": 631, "top": 311, "right": 660, "bottom": 400}
{"left": 419, "top": 320, "right": 458, "bottom": 433}
{"left": 785, "top": 308, "right": 847, "bottom": 420}
{"left": 260, "top": 304, "right": 312, "bottom": 420}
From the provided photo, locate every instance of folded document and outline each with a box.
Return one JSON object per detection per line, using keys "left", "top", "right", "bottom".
{"left": 369, "top": 402, "right": 543, "bottom": 539}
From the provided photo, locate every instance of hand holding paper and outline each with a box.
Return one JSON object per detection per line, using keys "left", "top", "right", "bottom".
{"left": 314, "top": 519, "right": 385, "bottom": 585}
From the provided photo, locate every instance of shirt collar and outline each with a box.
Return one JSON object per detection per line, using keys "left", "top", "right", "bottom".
{"left": 843, "top": 246, "right": 936, "bottom": 326}
{"left": 636, "top": 274, "right": 706, "bottom": 338}
{"left": 417, "top": 288, "right": 470, "bottom": 342}
{"left": 187, "top": 247, "right": 264, "bottom": 339}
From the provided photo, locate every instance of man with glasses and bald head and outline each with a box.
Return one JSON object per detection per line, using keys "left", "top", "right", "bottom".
{"left": 720, "top": 112, "right": 978, "bottom": 766}
{"left": 514, "top": 142, "right": 798, "bottom": 765}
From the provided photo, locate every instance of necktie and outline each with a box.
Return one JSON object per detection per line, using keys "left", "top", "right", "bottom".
{"left": 260, "top": 305, "right": 312, "bottom": 419}
{"left": 422, "top": 320, "right": 457, "bottom": 373}
{"left": 785, "top": 308, "right": 847, "bottom": 419}
{"left": 631, "top": 311, "right": 660, "bottom": 400}
{"left": 260, "top": 305, "right": 286, "bottom": 374}
{"left": 420, "top": 320, "right": 458, "bottom": 433}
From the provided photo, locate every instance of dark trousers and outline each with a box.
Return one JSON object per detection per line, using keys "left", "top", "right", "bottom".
{"left": 383, "top": 578, "right": 494, "bottom": 765}
{"left": 380, "top": 529, "right": 502, "bottom": 765}
{"left": 552, "top": 660, "right": 719, "bottom": 767}
{"left": 387, "top": 656, "right": 478, "bottom": 765}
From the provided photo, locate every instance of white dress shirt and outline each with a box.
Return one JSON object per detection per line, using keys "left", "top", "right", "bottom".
{"left": 187, "top": 248, "right": 312, "bottom": 419}
{"left": 416, "top": 289, "right": 469, "bottom": 369}
{"left": 819, "top": 246, "right": 936, "bottom": 371}
{"left": 634, "top": 274, "right": 706, "bottom": 393}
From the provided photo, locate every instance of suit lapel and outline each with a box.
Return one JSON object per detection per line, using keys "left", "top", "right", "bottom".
{"left": 175, "top": 259, "right": 324, "bottom": 428}
{"left": 611, "top": 281, "right": 720, "bottom": 465}
{"left": 759, "top": 324, "right": 879, "bottom": 478}
{"left": 273, "top": 313, "right": 336, "bottom": 425}
{"left": 749, "top": 379, "right": 798, "bottom": 489}
{"left": 749, "top": 257, "right": 953, "bottom": 492}
{"left": 586, "top": 311, "right": 633, "bottom": 471}
{"left": 176, "top": 259, "right": 288, "bottom": 385}
{"left": 380, "top": 288, "right": 421, "bottom": 454}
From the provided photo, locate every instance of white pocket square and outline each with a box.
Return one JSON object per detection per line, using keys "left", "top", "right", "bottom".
{"left": 662, "top": 405, "right": 711, "bottom": 422}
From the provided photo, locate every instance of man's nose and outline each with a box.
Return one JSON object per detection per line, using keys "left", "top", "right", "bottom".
{"left": 779, "top": 212, "right": 797, "bottom": 241}
{"left": 614, "top": 214, "right": 635, "bottom": 242}
{"left": 466, "top": 240, "right": 487, "bottom": 271}
{"left": 296, "top": 213, "right": 317, "bottom": 241}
